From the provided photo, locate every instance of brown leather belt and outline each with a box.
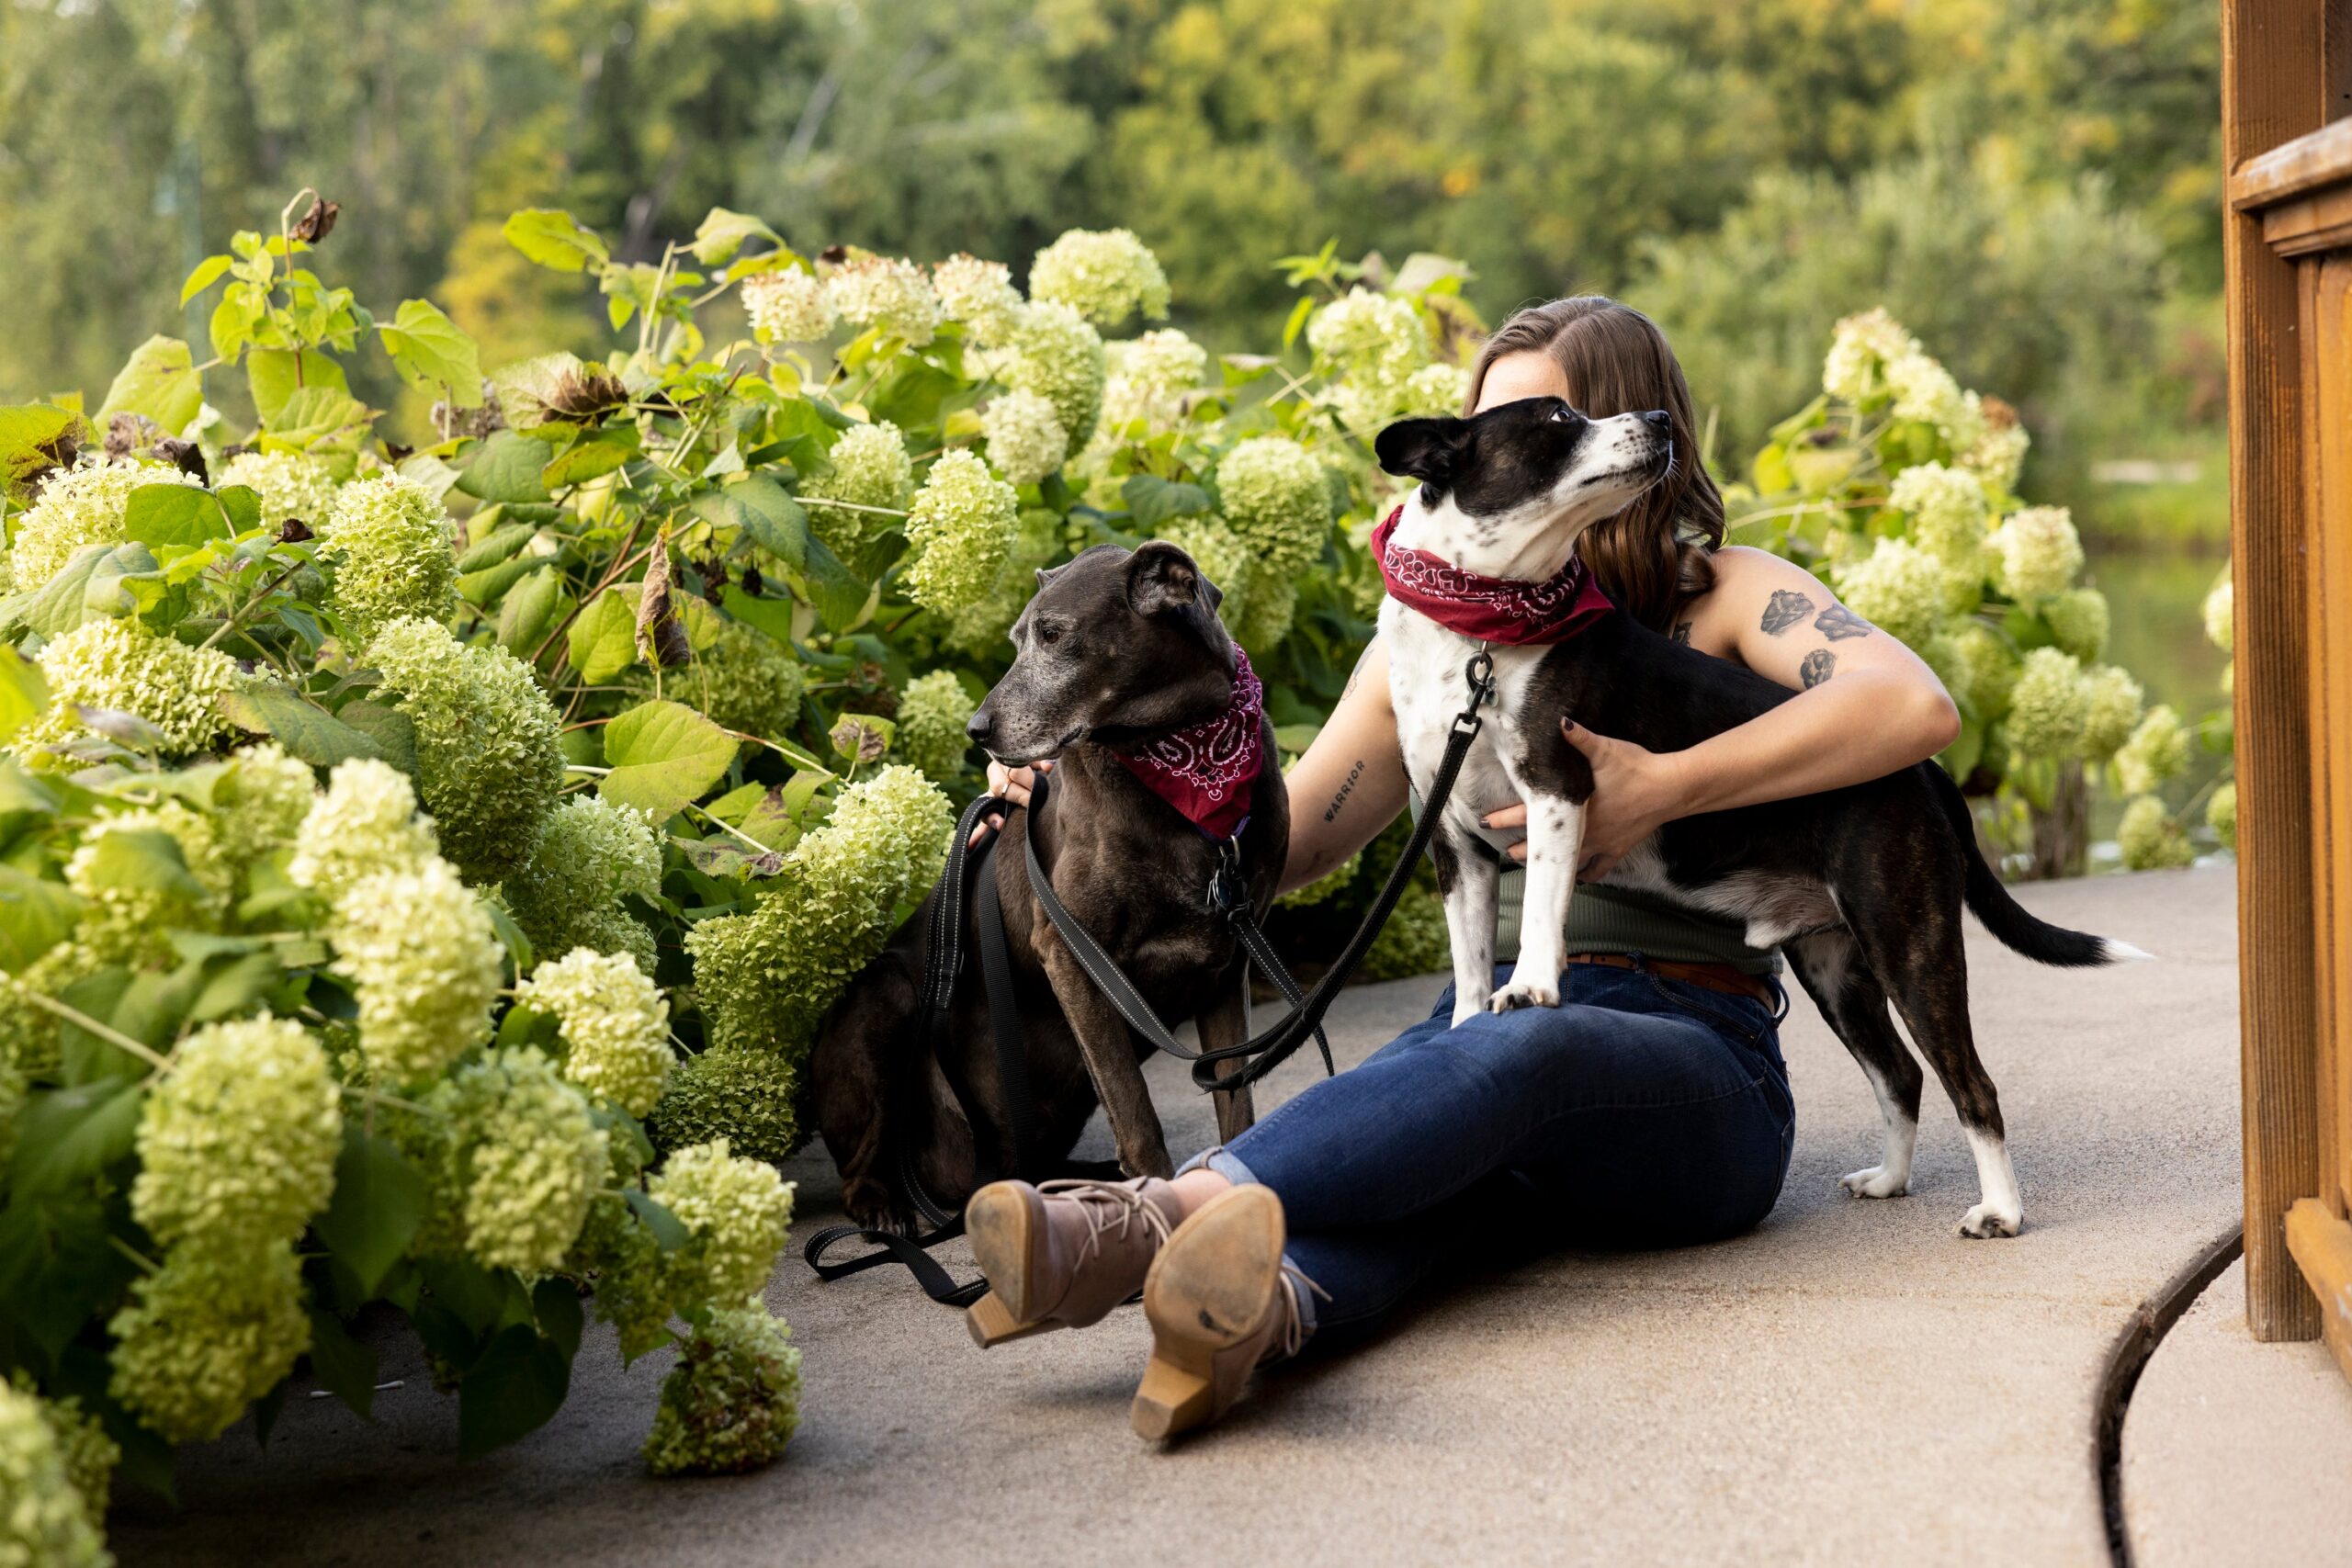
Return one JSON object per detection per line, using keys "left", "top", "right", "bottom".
{"left": 1566, "top": 951, "right": 1778, "bottom": 1009}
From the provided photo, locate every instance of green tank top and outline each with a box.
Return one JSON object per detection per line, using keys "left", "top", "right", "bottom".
{"left": 1406, "top": 790, "right": 1781, "bottom": 976}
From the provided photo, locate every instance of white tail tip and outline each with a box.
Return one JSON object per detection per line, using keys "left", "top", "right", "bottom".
{"left": 2103, "top": 939, "right": 2156, "bottom": 964}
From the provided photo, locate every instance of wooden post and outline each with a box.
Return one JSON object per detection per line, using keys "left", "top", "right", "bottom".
{"left": 2223, "top": 0, "right": 2331, "bottom": 1341}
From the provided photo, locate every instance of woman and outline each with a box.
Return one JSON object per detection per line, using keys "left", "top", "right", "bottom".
{"left": 962, "top": 296, "right": 1961, "bottom": 1439}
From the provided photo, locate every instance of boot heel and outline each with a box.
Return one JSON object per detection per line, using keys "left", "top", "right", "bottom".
{"left": 965, "top": 1290, "right": 1059, "bottom": 1348}
{"left": 1130, "top": 1349, "right": 1216, "bottom": 1439}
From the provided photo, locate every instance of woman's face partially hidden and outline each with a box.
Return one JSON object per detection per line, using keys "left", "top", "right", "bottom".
{"left": 1474, "top": 350, "right": 1574, "bottom": 415}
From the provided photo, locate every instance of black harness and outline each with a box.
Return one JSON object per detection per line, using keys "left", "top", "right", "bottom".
{"left": 801, "top": 650, "right": 1498, "bottom": 1304}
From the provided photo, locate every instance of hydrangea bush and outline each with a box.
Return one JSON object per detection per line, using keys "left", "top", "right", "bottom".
{"left": 0, "top": 197, "right": 1486, "bottom": 1550}
{"left": 1736, "top": 310, "right": 2233, "bottom": 875}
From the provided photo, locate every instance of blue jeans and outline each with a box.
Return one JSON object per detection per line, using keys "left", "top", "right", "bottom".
{"left": 1183, "top": 962, "right": 1795, "bottom": 1337}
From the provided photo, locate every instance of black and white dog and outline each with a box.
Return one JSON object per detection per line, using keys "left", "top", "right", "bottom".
{"left": 1373, "top": 396, "right": 2148, "bottom": 1239}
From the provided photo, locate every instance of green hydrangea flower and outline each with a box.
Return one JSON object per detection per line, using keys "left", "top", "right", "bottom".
{"left": 108, "top": 1240, "right": 311, "bottom": 1444}
{"left": 1159, "top": 517, "right": 1253, "bottom": 634}
{"left": 1028, "top": 229, "right": 1170, "bottom": 327}
{"left": 0, "top": 1381, "right": 108, "bottom": 1568}
{"left": 824, "top": 255, "right": 940, "bottom": 346}
{"left": 2080, "top": 664, "right": 2147, "bottom": 761}
{"left": 10, "top": 460, "right": 203, "bottom": 592}
{"left": 289, "top": 757, "right": 440, "bottom": 903}
{"left": 11, "top": 616, "right": 242, "bottom": 764}
{"left": 0, "top": 942, "right": 101, "bottom": 1085}
{"left": 1122, "top": 329, "right": 1208, "bottom": 398}
{"left": 1924, "top": 621, "right": 2020, "bottom": 721}
{"left": 64, "top": 817, "right": 218, "bottom": 968}
{"left": 1889, "top": 461, "right": 1988, "bottom": 578}
{"left": 1361, "top": 886, "right": 1452, "bottom": 982}
{"left": 650, "top": 1045, "right": 800, "bottom": 1162}
{"left": 1216, "top": 436, "right": 1330, "bottom": 578}
{"left": 944, "top": 510, "right": 1059, "bottom": 658}
{"left": 502, "top": 795, "right": 662, "bottom": 976}
{"left": 2043, "top": 586, "right": 2110, "bottom": 662}
{"left": 2119, "top": 795, "right": 2194, "bottom": 871}
{"left": 2203, "top": 573, "right": 2233, "bottom": 654}
{"left": 800, "top": 419, "right": 911, "bottom": 561}
{"left": 1306, "top": 288, "right": 1427, "bottom": 386}
{"left": 430, "top": 1047, "right": 607, "bottom": 1274}
{"left": 10, "top": 1378, "right": 114, "bottom": 1532}
{"left": 1885, "top": 350, "right": 1975, "bottom": 444}
{"left": 741, "top": 268, "right": 836, "bottom": 344}
{"left": 648, "top": 1138, "right": 796, "bottom": 1301}
{"left": 2005, "top": 647, "right": 2091, "bottom": 760}
{"left": 1958, "top": 396, "right": 2031, "bottom": 491}
{"left": 2208, "top": 781, "right": 2238, "bottom": 852}
{"left": 131, "top": 1016, "right": 340, "bottom": 1252}
{"left": 519, "top": 948, "right": 673, "bottom": 1118}
{"left": 214, "top": 743, "right": 318, "bottom": 865}
{"left": 903, "top": 449, "right": 1019, "bottom": 614}
{"left": 365, "top": 616, "right": 564, "bottom": 885}
{"left": 1833, "top": 538, "right": 1943, "bottom": 648}
{"left": 1987, "top": 505, "right": 2083, "bottom": 601}
{"left": 1400, "top": 362, "right": 1471, "bottom": 417}
{"left": 646, "top": 617, "right": 806, "bottom": 739}
{"left": 895, "top": 671, "right": 976, "bottom": 782}
{"left": 320, "top": 475, "right": 458, "bottom": 646}
{"left": 219, "top": 450, "right": 339, "bottom": 528}
{"left": 642, "top": 1297, "right": 801, "bottom": 1476}
{"left": 1235, "top": 569, "right": 1297, "bottom": 652}
{"left": 932, "top": 254, "right": 1024, "bottom": 347}
{"left": 1003, "top": 301, "right": 1106, "bottom": 453}
{"left": 979, "top": 390, "right": 1069, "bottom": 486}
{"left": 329, "top": 858, "right": 503, "bottom": 1088}
{"left": 1822, "top": 308, "right": 1918, "bottom": 402}
{"left": 2115, "top": 704, "right": 2191, "bottom": 795}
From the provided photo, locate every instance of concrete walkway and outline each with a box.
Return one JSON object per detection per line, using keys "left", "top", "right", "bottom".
{"left": 112, "top": 867, "right": 2247, "bottom": 1568}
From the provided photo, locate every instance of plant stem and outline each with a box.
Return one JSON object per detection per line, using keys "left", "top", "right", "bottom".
{"left": 19, "top": 992, "right": 171, "bottom": 1072}
{"left": 199, "top": 557, "right": 310, "bottom": 651}
{"left": 684, "top": 800, "right": 773, "bottom": 853}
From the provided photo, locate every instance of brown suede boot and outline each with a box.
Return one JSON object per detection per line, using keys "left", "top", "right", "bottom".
{"left": 1130, "top": 1184, "right": 1323, "bottom": 1440}
{"left": 964, "top": 1177, "right": 1184, "bottom": 1348}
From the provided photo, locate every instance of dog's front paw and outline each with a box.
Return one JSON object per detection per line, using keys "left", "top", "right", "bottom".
{"left": 1838, "top": 1166, "right": 1909, "bottom": 1201}
{"left": 1488, "top": 977, "right": 1561, "bottom": 1012}
{"left": 1957, "top": 1202, "right": 2023, "bottom": 1239}
{"left": 1450, "top": 996, "right": 1491, "bottom": 1028}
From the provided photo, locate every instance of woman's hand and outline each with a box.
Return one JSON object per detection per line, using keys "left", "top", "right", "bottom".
{"left": 1484, "top": 720, "right": 1690, "bottom": 882}
{"left": 967, "top": 758, "right": 1050, "bottom": 847}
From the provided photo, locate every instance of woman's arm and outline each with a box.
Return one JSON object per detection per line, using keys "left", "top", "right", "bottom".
{"left": 973, "top": 636, "right": 1412, "bottom": 893}
{"left": 1490, "top": 546, "right": 1962, "bottom": 880}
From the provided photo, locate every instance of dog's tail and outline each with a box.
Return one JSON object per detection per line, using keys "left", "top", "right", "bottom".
{"left": 1926, "top": 763, "right": 2154, "bottom": 965}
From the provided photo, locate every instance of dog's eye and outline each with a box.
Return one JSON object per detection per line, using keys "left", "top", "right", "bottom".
{"left": 1037, "top": 625, "right": 1063, "bottom": 646}
{"left": 1549, "top": 404, "right": 1573, "bottom": 423}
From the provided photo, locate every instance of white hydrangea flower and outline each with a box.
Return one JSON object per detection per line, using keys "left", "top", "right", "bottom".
{"left": 1306, "top": 288, "right": 1428, "bottom": 385}
{"left": 825, "top": 255, "right": 941, "bottom": 346}
{"left": 1123, "top": 329, "right": 1209, "bottom": 399}
{"left": 1821, "top": 308, "right": 1918, "bottom": 403}
{"left": 1028, "top": 229, "right": 1170, "bottom": 327}
{"left": 649, "top": 1139, "right": 797, "bottom": 1301}
{"left": 1888, "top": 462, "right": 1987, "bottom": 558}
{"left": 1986, "top": 505, "right": 2084, "bottom": 601}
{"left": 2005, "top": 647, "right": 2091, "bottom": 759}
{"left": 903, "top": 449, "right": 1019, "bottom": 613}
{"left": 1400, "top": 362, "right": 1472, "bottom": 418}
{"left": 979, "top": 390, "right": 1069, "bottom": 486}
{"left": 800, "top": 420, "right": 912, "bottom": 559}
{"left": 2115, "top": 704, "right": 2192, "bottom": 795}
{"left": 1924, "top": 620, "right": 2020, "bottom": 720}
{"left": 895, "top": 670, "right": 977, "bottom": 782}
{"left": 2043, "top": 586, "right": 2110, "bottom": 662}
{"left": 290, "top": 756, "right": 440, "bottom": 901}
{"left": 1832, "top": 538, "right": 1944, "bottom": 648}
{"left": 12, "top": 615, "right": 243, "bottom": 762}
{"left": 933, "top": 254, "right": 1025, "bottom": 346}
{"left": 107, "top": 1241, "right": 310, "bottom": 1444}
{"left": 2080, "top": 663, "right": 2145, "bottom": 761}
{"left": 0, "top": 1381, "right": 107, "bottom": 1567}
{"left": 518, "top": 947, "right": 673, "bottom": 1119}
{"left": 432, "top": 1046, "right": 607, "bottom": 1273}
{"left": 329, "top": 857, "right": 503, "bottom": 1087}
{"left": 131, "top": 1015, "right": 340, "bottom": 1251}
{"left": 741, "top": 268, "right": 838, "bottom": 344}
{"left": 2203, "top": 573, "right": 2233, "bottom": 654}
{"left": 1003, "top": 301, "right": 1107, "bottom": 452}
{"left": 10, "top": 459, "right": 203, "bottom": 591}
{"left": 1956, "top": 394, "right": 2031, "bottom": 491}
{"left": 1216, "top": 436, "right": 1330, "bottom": 577}
{"left": 2118, "top": 795, "right": 2193, "bottom": 871}
{"left": 320, "top": 473, "right": 458, "bottom": 644}
{"left": 1885, "top": 349, "right": 1975, "bottom": 445}
{"left": 219, "top": 450, "right": 339, "bottom": 528}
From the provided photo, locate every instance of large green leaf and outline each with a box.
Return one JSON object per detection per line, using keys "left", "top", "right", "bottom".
{"left": 96, "top": 336, "right": 203, "bottom": 435}
{"left": 307, "top": 1308, "right": 381, "bottom": 1419}
{"left": 5, "top": 541, "right": 162, "bottom": 637}
{"left": 379, "top": 299, "right": 483, "bottom": 405}
{"left": 599, "top": 699, "right": 738, "bottom": 820}
{"left": 539, "top": 428, "right": 637, "bottom": 491}
{"left": 865, "top": 359, "right": 960, "bottom": 430}
{"left": 247, "top": 349, "right": 351, "bottom": 428}
{"left": 8, "top": 1082, "right": 142, "bottom": 1198}
{"left": 458, "top": 552, "right": 554, "bottom": 608}
{"left": 702, "top": 478, "right": 808, "bottom": 566}
{"left": 0, "top": 646, "right": 49, "bottom": 744}
{"left": 455, "top": 430, "right": 554, "bottom": 505}
{"left": 457, "top": 1323, "right": 571, "bottom": 1458}
{"left": 1123, "top": 474, "right": 1214, "bottom": 531}
{"left": 218, "top": 684, "right": 392, "bottom": 767}
{"left": 335, "top": 699, "right": 418, "bottom": 777}
{"left": 313, "top": 1128, "right": 428, "bottom": 1297}
{"left": 567, "top": 585, "right": 641, "bottom": 683}
{"left": 497, "top": 570, "right": 569, "bottom": 655}
{"left": 688, "top": 208, "right": 780, "bottom": 266}
{"left": 122, "top": 484, "right": 233, "bottom": 549}
{"left": 74, "top": 828, "right": 207, "bottom": 900}
{"left": 0, "top": 864, "right": 82, "bottom": 973}
{"left": 0, "top": 404, "right": 79, "bottom": 497}
{"left": 503, "top": 209, "right": 609, "bottom": 274}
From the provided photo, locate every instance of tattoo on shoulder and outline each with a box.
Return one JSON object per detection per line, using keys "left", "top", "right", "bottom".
{"left": 1760, "top": 589, "right": 1814, "bottom": 636}
{"left": 1340, "top": 639, "right": 1376, "bottom": 700}
{"left": 1801, "top": 649, "right": 1837, "bottom": 689}
{"left": 1814, "top": 604, "right": 1872, "bottom": 641}
{"left": 1670, "top": 621, "right": 1692, "bottom": 646}
{"left": 1323, "top": 759, "right": 1366, "bottom": 823}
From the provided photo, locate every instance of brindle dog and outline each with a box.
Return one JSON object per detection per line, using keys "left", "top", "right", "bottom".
{"left": 811, "top": 542, "right": 1283, "bottom": 1230}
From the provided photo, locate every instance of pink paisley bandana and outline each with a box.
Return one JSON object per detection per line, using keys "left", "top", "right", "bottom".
{"left": 1371, "top": 506, "right": 1615, "bottom": 644}
{"left": 1113, "top": 649, "right": 1265, "bottom": 840}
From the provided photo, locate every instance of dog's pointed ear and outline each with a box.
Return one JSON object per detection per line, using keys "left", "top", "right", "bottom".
{"left": 1374, "top": 416, "right": 1474, "bottom": 489}
{"left": 1127, "top": 540, "right": 1221, "bottom": 620}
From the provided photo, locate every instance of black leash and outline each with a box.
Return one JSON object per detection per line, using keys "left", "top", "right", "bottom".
{"left": 1025, "top": 649, "right": 1496, "bottom": 1095}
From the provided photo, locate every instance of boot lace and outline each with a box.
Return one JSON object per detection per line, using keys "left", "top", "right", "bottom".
{"left": 1036, "top": 1179, "right": 1173, "bottom": 1265}
{"left": 1272, "top": 1261, "right": 1330, "bottom": 1363}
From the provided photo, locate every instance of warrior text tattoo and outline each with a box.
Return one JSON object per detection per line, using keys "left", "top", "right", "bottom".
{"left": 1801, "top": 649, "right": 1837, "bottom": 689}
{"left": 1671, "top": 621, "right": 1692, "bottom": 646}
{"left": 1760, "top": 590, "right": 1815, "bottom": 636}
{"left": 1814, "top": 604, "right": 1872, "bottom": 641}
{"left": 1324, "top": 759, "right": 1366, "bottom": 823}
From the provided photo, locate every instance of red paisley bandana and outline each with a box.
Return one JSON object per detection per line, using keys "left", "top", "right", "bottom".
{"left": 1113, "top": 649, "right": 1265, "bottom": 840}
{"left": 1372, "top": 505, "right": 1615, "bottom": 644}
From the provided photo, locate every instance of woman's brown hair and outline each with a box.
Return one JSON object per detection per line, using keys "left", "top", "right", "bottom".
{"left": 1462, "top": 296, "right": 1724, "bottom": 632}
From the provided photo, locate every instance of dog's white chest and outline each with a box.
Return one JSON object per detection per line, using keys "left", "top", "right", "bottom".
{"left": 1378, "top": 600, "right": 1547, "bottom": 846}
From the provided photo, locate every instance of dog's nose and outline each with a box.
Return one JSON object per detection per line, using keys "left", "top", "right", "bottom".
{"left": 966, "top": 707, "right": 995, "bottom": 744}
{"left": 1640, "top": 410, "right": 1671, "bottom": 432}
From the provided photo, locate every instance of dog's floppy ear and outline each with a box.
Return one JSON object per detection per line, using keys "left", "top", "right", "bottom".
{"left": 1127, "top": 540, "right": 1223, "bottom": 621}
{"left": 1374, "top": 416, "right": 1475, "bottom": 490}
